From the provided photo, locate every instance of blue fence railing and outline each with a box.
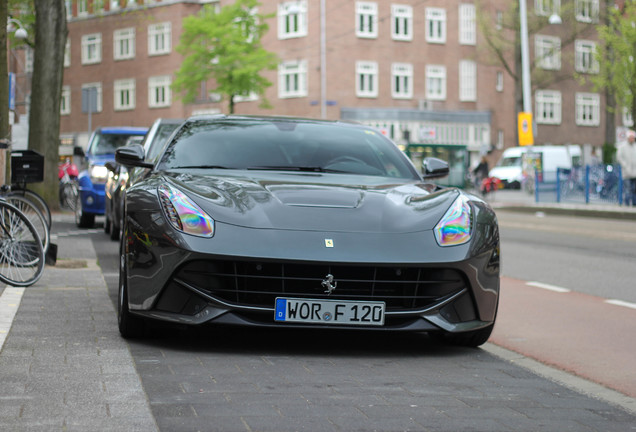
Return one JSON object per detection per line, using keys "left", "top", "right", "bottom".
{"left": 533, "top": 165, "right": 623, "bottom": 205}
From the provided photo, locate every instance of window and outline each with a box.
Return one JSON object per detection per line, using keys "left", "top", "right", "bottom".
{"left": 459, "top": 60, "right": 477, "bottom": 102}
{"left": 496, "top": 71, "right": 504, "bottom": 92}
{"left": 535, "top": 90, "right": 561, "bottom": 124}
{"left": 278, "top": 0, "right": 307, "bottom": 39}
{"left": 391, "top": 63, "right": 412, "bottom": 99}
{"left": 82, "top": 83, "right": 102, "bottom": 113}
{"left": 81, "top": 33, "right": 102, "bottom": 65}
{"left": 356, "top": 61, "right": 378, "bottom": 98}
{"left": 535, "top": 35, "right": 561, "bottom": 70}
{"left": 497, "top": 130, "right": 504, "bottom": 150}
{"left": 575, "top": 40, "right": 599, "bottom": 74}
{"left": 25, "top": 48, "right": 34, "bottom": 73}
{"left": 111, "top": 0, "right": 120, "bottom": 11}
{"left": 623, "top": 108, "right": 634, "bottom": 127}
{"left": 64, "top": 40, "right": 71, "bottom": 67}
{"left": 356, "top": 2, "right": 378, "bottom": 39}
{"left": 234, "top": 92, "right": 259, "bottom": 103}
{"left": 426, "top": 65, "right": 446, "bottom": 100}
{"left": 65, "top": 0, "right": 72, "bottom": 18}
{"left": 61, "top": 86, "right": 71, "bottom": 115}
{"left": 114, "top": 28, "right": 135, "bottom": 60}
{"left": 575, "top": 0, "right": 599, "bottom": 23}
{"left": 426, "top": 8, "right": 446, "bottom": 44}
{"left": 148, "top": 22, "right": 171, "bottom": 56}
{"left": 576, "top": 93, "right": 600, "bottom": 126}
{"left": 278, "top": 60, "right": 307, "bottom": 98}
{"left": 78, "top": 0, "right": 88, "bottom": 16}
{"left": 148, "top": 76, "right": 171, "bottom": 108}
{"left": 459, "top": 4, "right": 476, "bottom": 45}
{"left": 391, "top": 4, "right": 412, "bottom": 41}
{"left": 114, "top": 79, "right": 136, "bottom": 111}
{"left": 496, "top": 11, "right": 503, "bottom": 30}
{"left": 535, "top": 0, "right": 560, "bottom": 17}
{"left": 93, "top": 0, "right": 105, "bottom": 13}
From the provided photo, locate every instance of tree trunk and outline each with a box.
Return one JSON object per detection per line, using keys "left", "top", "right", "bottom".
{"left": 27, "top": 0, "right": 67, "bottom": 210}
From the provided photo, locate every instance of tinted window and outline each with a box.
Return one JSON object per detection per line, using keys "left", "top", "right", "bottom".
{"left": 159, "top": 120, "right": 418, "bottom": 179}
{"left": 146, "top": 123, "right": 181, "bottom": 163}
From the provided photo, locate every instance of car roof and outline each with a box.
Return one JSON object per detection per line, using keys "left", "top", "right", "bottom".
{"left": 97, "top": 126, "right": 148, "bottom": 135}
{"left": 184, "top": 114, "right": 355, "bottom": 127}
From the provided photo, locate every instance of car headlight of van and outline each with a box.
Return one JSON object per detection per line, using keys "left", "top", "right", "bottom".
{"left": 434, "top": 195, "right": 472, "bottom": 246}
{"left": 89, "top": 165, "right": 109, "bottom": 184}
{"left": 158, "top": 184, "right": 215, "bottom": 238}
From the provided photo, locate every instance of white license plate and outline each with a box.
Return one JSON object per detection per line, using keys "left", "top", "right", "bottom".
{"left": 274, "top": 298, "right": 385, "bottom": 326}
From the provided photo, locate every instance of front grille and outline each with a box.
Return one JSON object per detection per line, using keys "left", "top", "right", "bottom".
{"left": 172, "top": 260, "right": 467, "bottom": 312}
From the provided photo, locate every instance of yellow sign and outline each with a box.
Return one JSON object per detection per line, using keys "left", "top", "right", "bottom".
{"left": 518, "top": 112, "right": 534, "bottom": 146}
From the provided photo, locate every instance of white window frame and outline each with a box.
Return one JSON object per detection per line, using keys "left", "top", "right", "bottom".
{"left": 426, "top": 8, "right": 446, "bottom": 44}
{"left": 356, "top": 2, "right": 378, "bottom": 39}
{"left": 61, "top": 86, "right": 71, "bottom": 115}
{"left": 356, "top": 61, "right": 378, "bottom": 98}
{"left": 575, "top": 0, "right": 599, "bottom": 23}
{"left": 93, "top": 0, "right": 105, "bottom": 13}
{"left": 234, "top": 92, "right": 259, "bottom": 103}
{"left": 459, "top": 60, "right": 477, "bottom": 102}
{"left": 114, "top": 79, "right": 136, "bottom": 111}
{"left": 148, "top": 22, "right": 171, "bottom": 56}
{"left": 623, "top": 107, "right": 634, "bottom": 127}
{"left": 82, "top": 82, "right": 103, "bottom": 113}
{"left": 64, "top": 40, "right": 71, "bottom": 67}
{"left": 148, "top": 75, "right": 171, "bottom": 108}
{"left": 114, "top": 28, "right": 135, "bottom": 60}
{"left": 391, "top": 4, "right": 412, "bottom": 41}
{"left": 78, "top": 0, "right": 88, "bottom": 16}
{"left": 278, "top": 60, "right": 308, "bottom": 98}
{"left": 391, "top": 63, "right": 412, "bottom": 99}
{"left": 25, "top": 47, "right": 34, "bottom": 73}
{"left": 459, "top": 4, "right": 476, "bottom": 46}
{"left": 575, "top": 40, "right": 599, "bottom": 74}
{"left": 81, "top": 33, "right": 102, "bottom": 65}
{"left": 426, "top": 65, "right": 446, "bottom": 101}
{"left": 277, "top": 0, "right": 308, "bottom": 40}
{"left": 535, "top": 0, "right": 560, "bottom": 17}
{"left": 111, "top": 0, "right": 120, "bottom": 11}
{"left": 575, "top": 93, "right": 600, "bottom": 126}
{"left": 535, "top": 90, "right": 562, "bottom": 125}
{"left": 535, "top": 35, "right": 561, "bottom": 70}
{"left": 496, "top": 71, "right": 504, "bottom": 92}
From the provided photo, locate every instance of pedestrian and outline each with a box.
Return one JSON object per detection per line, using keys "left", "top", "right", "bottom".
{"left": 616, "top": 130, "right": 636, "bottom": 206}
{"left": 472, "top": 156, "right": 490, "bottom": 190}
{"left": 589, "top": 147, "right": 601, "bottom": 166}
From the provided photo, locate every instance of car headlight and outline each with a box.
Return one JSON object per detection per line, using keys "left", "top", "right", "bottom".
{"left": 158, "top": 184, "right": 215, "bottom": 238}
{"left": 90, "top": 165, "right": 109, "bottom": 183}
{"left": 434, "top": 195, "right": 472, "bottom": 247}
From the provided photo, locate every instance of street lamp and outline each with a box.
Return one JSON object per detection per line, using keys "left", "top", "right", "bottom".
{"left": 7, "top": 18, "right": 28, "bottom": 41}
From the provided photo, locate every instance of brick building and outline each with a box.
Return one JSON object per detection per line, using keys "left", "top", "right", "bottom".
{"left": 9, "top": 0, "right": 620, "bottom": 167}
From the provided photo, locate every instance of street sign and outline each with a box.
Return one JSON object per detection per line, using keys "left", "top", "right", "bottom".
{"left": 81, "top": 87, "right": 98, "bottom": 113}
{"left": 518, "top": 112, "right": 534, "bottom": 146}
{"left": 8, "top": 73, "right": 16, "bottom": 111}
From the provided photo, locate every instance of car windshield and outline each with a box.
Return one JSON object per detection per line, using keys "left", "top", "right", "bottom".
{"left": 90, "top": 133, "right": 142, "bottom": 155}
{"left": 145, "top": 123, "right": 181, "bottom": 163}
{"left": 498, "top": 156, "right": 522, "bottom": 167}
{"left": 158, "top": 119, "right": 419, "bottom": 179}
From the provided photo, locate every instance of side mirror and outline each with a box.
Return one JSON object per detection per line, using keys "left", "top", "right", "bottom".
{"left": 115, "top": 144, "right": 153, "bottom": 168}
{"left": 104, "top": 161, "right": 117, "bottom": 173}
{"left": 73, "top": 146, "right": 85, "bottom": 157}
{"left": 421, "top": 157, "right": 449, "bottom": 179}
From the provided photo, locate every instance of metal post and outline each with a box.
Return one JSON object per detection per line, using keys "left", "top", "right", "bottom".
{"left": 585, "top": 165, "right": 590, "bottom": 204}
{"left": 519, "top": 0, "right": 532, "bottom": 115}
{"left": 320, "top": 0, "right": 326, "bottom": 119}
{"left": 556, "top": 168, "right": 561, "bottom": 202}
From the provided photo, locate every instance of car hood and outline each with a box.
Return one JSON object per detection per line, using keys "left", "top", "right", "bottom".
{"left": 162, "top": 171, "right": 458, "bottom": 234}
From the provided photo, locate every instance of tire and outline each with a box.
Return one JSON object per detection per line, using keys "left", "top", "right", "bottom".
{"left": 61, "top": 182, "right": 79, "bottom": 212}
{"left": 75, "top": 193, "right": 95, "bottom": 228}
{"left": 104, "top": 213, "right": 111, "bottom": 234}
{"left": 109, "top": 210, "right": 119, "bottom": 241}
{"left": 118, "top": 238, "right": 145, "bottom": 338}
{"left": 0, "top": 201, "right": 45, "bottom": 287}
{"left": 5, "top": 195, "right": 50, "bottom": 255}
{"left": 9, "top": 188, "right": 52, "bottom": 229}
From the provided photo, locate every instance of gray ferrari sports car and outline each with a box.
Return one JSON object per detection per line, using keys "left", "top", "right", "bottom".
{"left": 116, "top": 115, "right": 500, "bottom": 347}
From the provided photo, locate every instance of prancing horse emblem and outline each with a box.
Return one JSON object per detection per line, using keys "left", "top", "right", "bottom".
{"left": 321, "top": 274, "right": 337, "bottom": 295}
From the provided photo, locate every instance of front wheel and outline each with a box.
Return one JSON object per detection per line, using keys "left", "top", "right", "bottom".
{"left": 118, "top": 239, "right": 145, "bottom": 338}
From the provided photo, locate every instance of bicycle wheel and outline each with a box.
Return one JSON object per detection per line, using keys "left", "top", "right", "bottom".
{"left": 9, "top": 188, "right": 52, "bottom": 229}
{"left": 61, "top": 181, "right": 79, "bottom": 211}
{"left": 5, "top": 195, "right": 50, "bottom": 254}
{"left": 0, "top": 200, "right": 45, "bottom": 287}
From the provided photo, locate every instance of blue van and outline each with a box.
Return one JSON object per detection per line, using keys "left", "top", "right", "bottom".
{"left": 74, "top": 127, "right": 148, "bottom": 228}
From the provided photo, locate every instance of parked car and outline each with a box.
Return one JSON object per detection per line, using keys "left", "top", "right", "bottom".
{"left": 115, "top": 115, "right": 500, "bottom": 347}
{"left": 104, "top": 119, "right": 184, "bottom": 241}
{"left": 74, "top": 127, "right": 148, "bottom": 228}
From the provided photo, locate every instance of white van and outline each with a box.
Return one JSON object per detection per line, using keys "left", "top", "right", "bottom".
{"left": 489, "top": 145, "right": 581, "bottom": 189}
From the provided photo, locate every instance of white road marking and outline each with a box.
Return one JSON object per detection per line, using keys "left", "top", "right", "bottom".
{"left": 605, "top": 299, "right": 636, "bottom": 310}
{"left": 526, "top": 281, "right": 571, "bottom": 293}
{"left": 0, "top": 287, "right": 25, "bottom": 351}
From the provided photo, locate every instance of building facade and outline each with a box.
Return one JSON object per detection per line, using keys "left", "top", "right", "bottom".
{"left": 8, "top": 0, "right": 620, "bottom": 165}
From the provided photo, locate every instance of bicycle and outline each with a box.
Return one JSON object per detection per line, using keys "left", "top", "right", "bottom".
{"left": 9, "top": 183, "right": 52, "bottom": 229}
{"left": 58, "top": 161, "right": 79, "bottom": 211}
{"left": 0, "top": 186, "right": 50, "bottom": 256}
{"left": 0, "top": 198, "right": 45, "bottom": 287}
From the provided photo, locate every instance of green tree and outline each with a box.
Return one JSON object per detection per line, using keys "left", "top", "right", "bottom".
{"left": 594, "top": 1, "right": 636, "bottom": 131}
{"left": 173, "top": 0, "right": 278, "bottom": 114}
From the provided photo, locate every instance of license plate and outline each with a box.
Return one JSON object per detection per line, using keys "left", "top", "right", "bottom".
{"left": 274, "top": 298, "right": 385, "bottom": 326}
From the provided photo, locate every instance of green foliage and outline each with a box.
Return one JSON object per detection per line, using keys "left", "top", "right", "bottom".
{"left": 594, "top": 1, "right": 636, "bottom": 124}
{"left": 173, "top": 0, "right": 278, "bottom": 113}
{"left": 8, "top": 0, "right": 35, "bottom": 48}
{"left": 602, "top": 142, "right": 616, "bottom": 164}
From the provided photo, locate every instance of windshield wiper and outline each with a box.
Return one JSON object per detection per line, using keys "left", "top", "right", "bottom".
{"left": 247, "top": 165, "right": 325, "bottom": 172}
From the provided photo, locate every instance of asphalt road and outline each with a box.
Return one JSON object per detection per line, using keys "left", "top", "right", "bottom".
{"left": 59, "top": 212, "right": 636, "bottom": 432}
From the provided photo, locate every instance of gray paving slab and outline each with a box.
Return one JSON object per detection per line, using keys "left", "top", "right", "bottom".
{"left": 0, "top": 231, "right": 158, "bottom": 431}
